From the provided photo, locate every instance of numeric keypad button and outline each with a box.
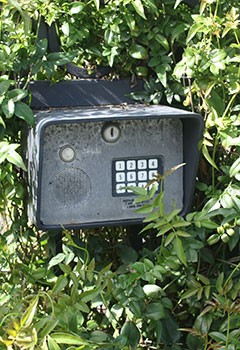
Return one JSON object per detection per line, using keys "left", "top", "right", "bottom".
{"left": 137, "top": 159, "right": 147, "bottom": 169}
{"left": 149, "top": 170, "right": 158, "bottom": 180}
{"left": 116, "top": 184, "right": 126, "bottom": 193}
{"left": 116, "top": 172, "right": 125, "bottom": 182}
{"left": 115, "top": 161, "right": 125, "bottom": 171}
{"left": 149, "top": 159, "right": 158, "bottom": 169}
{"left": 138, "top": 171, "right": 147, "bottom": 181}
{"left": 127, "top": 160, "right": 136, "bottom": 170}
{"left": 127, "top": 172, "right": 136, "bottom": 182}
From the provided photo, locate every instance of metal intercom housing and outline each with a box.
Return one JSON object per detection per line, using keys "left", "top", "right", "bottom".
{"left": 27, "top": 80, "right": 203, "bottom": 230}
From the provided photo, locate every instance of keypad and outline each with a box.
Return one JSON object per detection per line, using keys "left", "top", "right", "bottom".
{"left": 112, "top": 156, "right": 163, "bottom": 196}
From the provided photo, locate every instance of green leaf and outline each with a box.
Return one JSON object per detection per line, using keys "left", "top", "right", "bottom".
{"left": 135, "top": 203, "right": 153, "bottom": 214}
{"left": 175, "top": 230, "right": 191, "bottom": 238}
{"left": 48, "top": 253, "right": 66, "bottom": 269}
{"left": 0, "top": 80, "right": 12, "bottom": 95}
{"left": 166, "top": 209, "right": 182, "bottom": 222}
{"left": 39, "top": 318, "right": 59, "bottom": 339}
{"left": 129, "top": 185, "right": 147, "bottom": 196}
{"left": 8, "top": 89, "right": 28, "bottom": 102}
{"left": 156, "top": 65, "right": 167, "bottom": 87}
{"left": 171, "top": 23, "right": 188, "bottom": 41}
{"left": 143, "top": 210, "right": 160, "bottom": 222}
{"left": 120, "top": 321, "right": 140, "bottom": 347}
{"left": 180, "top": 288, "right": 198, "bottom": 300}
{"left": 129, "top": 44, "right": 148, "bottom": 60}
{"left": 164, "top": 231, "right": 175, "bottom": 246}
{"left": 209, "top": 332, "right": 226, "bottom": 342}
{"left": 52, "top": 275, "right": 68, "bottom": 294}
{"left": 69, "top": 2, "right": 85, "bottom": 14}
{"left": 2, "top": 99, "right": 15, "bottom": 119}
{"left": 187, "top": 23, "right": 205, "bottom": 42}
{"left": 174, "top": 0, "right": 183, "bottom": 8}
{"left": 47, "top": 52, "right": 76, "bottom": 65}
{"left": 35, "top": 38, "right": 48, "bottom": 58}
{"left": 157, "top": 223, "right": 172, "bottom": 236}
{"left": 47, "top": 336, "right": 61, "bottom": 350}
{"left": 6, "top": 150, "right": 27, "bottom": 171}
{"left": 51, "top": 332, "right": 89, "bottom": 345}
{"left": 155, "top": 34, "right": 169, "bottom": 51}
{"left": 146, "top": 302, "right": 166, "bottom": 320}
{"left": 21, "top": 296, "right": 39, "bottom": 328}
{"left": 202, "top": 144, "right": 219, "bottom": 170}
{"left": 173, "top": 236, "right": 187, "bottom": 266}
{"left": 206, "top": 90, "right": 225, "bottom": 116}
{"left": 216, "top": 272, "right": 224, "bottom": 293}
{"left": 229, "top": 158, "right": 240, "bottom": 178}
{"left": 15, "top": 102, "right": 34, "bottom": 126}
{"left": 132, "top": 0, "right": 146, "bottom": 19}
{"left": 93, "top": 0, "right": 100, "bottom": 10}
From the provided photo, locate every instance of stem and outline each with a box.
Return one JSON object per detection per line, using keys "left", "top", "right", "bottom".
{"left": 224, "top": 262, "right": 240, "bottom": 289}
{"left": 211, "top": 134, "right": 218, "bottom": 191}
{"left": 225, "top": 311, "right": 230, "bottom": 349}
{"left": 222, "top": 93, "right": 238, "bottom": 119}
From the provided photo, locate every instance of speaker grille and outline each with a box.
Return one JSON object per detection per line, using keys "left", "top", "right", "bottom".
{"left": 52, "top": 168, "right": 91, "bottom": 206}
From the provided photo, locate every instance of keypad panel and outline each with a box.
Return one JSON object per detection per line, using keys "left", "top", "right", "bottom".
{"left": 112, "top": 156, "right": 163, "bottom": 196}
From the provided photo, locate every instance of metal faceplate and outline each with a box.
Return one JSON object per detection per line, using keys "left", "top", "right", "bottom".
{"left": 27, "top": 104, "right": 201, "bottom": 229}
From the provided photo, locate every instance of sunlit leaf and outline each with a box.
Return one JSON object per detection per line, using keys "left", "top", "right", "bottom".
{"left": 129, "top": 44, "right": 148, "bottom": 60}
{"left": 20, "top": 296, "right": 39, "bottom": 328}
{"left": 132, "top": 0, "right": 146, "bottom": 19}
{"left": 6, "top": 150, "right": 27, "bottom": 171}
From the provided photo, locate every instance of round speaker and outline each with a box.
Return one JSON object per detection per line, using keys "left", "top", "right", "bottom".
{"left": 52, "top": 168, "right": 91, "bottom": 206}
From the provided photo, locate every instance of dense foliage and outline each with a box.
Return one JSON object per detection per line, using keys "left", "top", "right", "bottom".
{"left": 0, "top": 0, "right": 239, "bottom": 349}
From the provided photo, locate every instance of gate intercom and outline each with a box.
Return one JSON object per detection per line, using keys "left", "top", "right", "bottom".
{"left": 27, "top": 80, "right": 203, "bottom": 230}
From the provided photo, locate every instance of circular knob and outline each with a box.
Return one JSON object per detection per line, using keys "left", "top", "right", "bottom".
{"left": 59, "top": 145, "right": 76, "bottom": 162}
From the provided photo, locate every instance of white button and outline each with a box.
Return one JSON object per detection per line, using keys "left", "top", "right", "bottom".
{"left": 59, "top": 145, "right": 76, "bottom": 162}
{"left": 127, "top": 160, "right": 136, "bottom": 170}
{"left": 116, "top": 184, "right": 126, "bottom": 193}
{"left": 138, "top": 182, "right": 147, "bottom": 188}
{"left": 137, "top": 159, "right": 147, "bottom": 169}
{"left": 127, "top": 172, "right": 136, "bottom": 182}
{"left": 116, "top": 172, "right": 125, "bottom": 182}
{"left": 138, "top": 171, "right": 147, "bottom": 181}
{"left": 149, "top": 159, "right": 158, "bottom": 169}
{"left": 115, "top": 161, "right": 125, "bottom": 171}
{"left": 149, "top": 170, "right": 157, "bottom": 180}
